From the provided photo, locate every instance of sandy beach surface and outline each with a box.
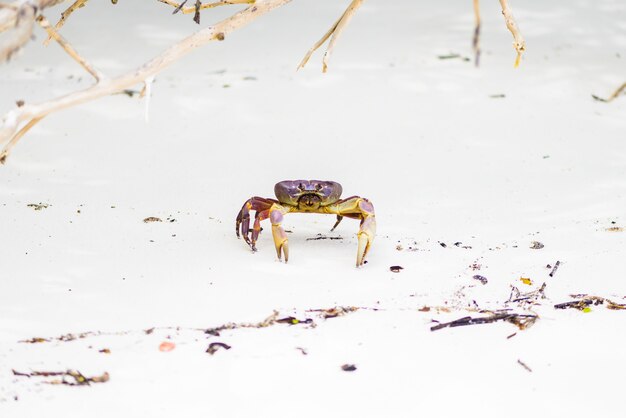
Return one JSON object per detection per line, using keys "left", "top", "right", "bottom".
{"left": 1, "top": 0, "right": 625, "bottom": 416}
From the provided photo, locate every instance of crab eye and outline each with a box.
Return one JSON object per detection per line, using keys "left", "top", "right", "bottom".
{"left": 298, "top": 183, "right": 305, "bottom": 191}
{"left": 315, "top": 184, "right": 322, "bottom": 191}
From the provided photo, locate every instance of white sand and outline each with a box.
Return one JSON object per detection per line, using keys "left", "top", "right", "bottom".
{"left": 1, "top": 0, "right": 625, "bottom": 416}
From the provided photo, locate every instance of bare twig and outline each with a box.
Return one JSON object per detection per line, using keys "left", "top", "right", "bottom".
{"left": 0, "top": 0, "right": 292, "bottom": 163}
{"left": 0, "top": 115, "right": 44, "bottom": 163}
{"left": 298, "top": 0, "right": 363, "bottom": 73}
{"left": 472, "top": 0, "right": 480, "bottom": 66}
{"left": 592, "top": 82, "right": 626, "bottom": 103}
{"left": 37, "top": 14, "right": 103, "bottom": 81}
{"left": 498, "top": 0, "right": 525, "bottom": 67}
{"left": 193, "top": 0, "right": 201, "bottom": 23}
{"left": 158, "top": 0, "right": 254, "bottom": 15}
{"left": 44, "top": 0, "right": 88, "bottom": 45}
{"left": 517, "top": 359, "right": 532, "bottom": 372}
{"left": 1, "top": 0, "right": 529, "bottom": 162}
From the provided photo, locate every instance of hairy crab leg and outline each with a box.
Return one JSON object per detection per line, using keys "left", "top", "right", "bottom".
{"left": 269, "top": 204, "right": 291, "bottom": 262}
{"left": 235, "top": 197, "right": 276, "bottom": 249}
{"left": 326, "top": 197, "right": 376, "bottom": 267}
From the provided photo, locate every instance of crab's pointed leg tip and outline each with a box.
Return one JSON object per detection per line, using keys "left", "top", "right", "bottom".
{"left": 283, "top": 242, "right": 289, "bottom": 263}
{"left": 275, "top": 243, "right": 282, "bottom": 261}
{"left": 357, "top": 233, "right": 369, "bottom": 267}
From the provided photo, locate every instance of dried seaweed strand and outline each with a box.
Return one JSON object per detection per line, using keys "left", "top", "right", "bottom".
{"left": 305, "top": 306, "right": 359, "bottom": 319}
{"left": 12, "top": 369, "right": 109, "bottom": 386}
{"left": 204, "top": 310, "right": 279, "bottom": 335}
{"left": 430, "top": 312, "right": 538, "bottom": 331}
{"left": 554, "top": 295, "right": 626, "bottom": 311}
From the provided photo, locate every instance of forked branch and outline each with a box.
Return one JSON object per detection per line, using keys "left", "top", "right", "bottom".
{"left": 1, "top": 0, "right": 530, "bottom": 163}
{"left": 298, "top": 0, "right": 363, "bottom": 73}
{"left": 37, "top": 14, "right": 103, "bottom": 81}
{"left": 44, "top": 0, "right": 88, "bottom": 45}
{"left": 0, "top": 0, "right": 292, "bottom": 163}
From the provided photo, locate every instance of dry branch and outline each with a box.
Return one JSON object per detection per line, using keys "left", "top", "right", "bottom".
{"left": 159, "top": 0, "right": 254, "bottom": 15}
{"left": 472, "top": 0, "right": 480, "bottom": 66}
{"left": 499, "top": 0, "right": 525, "bottom": 67}
{"left": 592, "top": 82, "right": 626, "bottom": 103}
{"left": 1, "top": 0, "right": 528, "bottom": 162}
{"left": 298, "top": 0, "right": 363, "bottom": 73}
{"left": 0, "top": 0, "right": 293, "bottom": 163}
{"left": 44, "top": 0, "right": 88, "bottom": 45}
{"left": 37, "top": 14, "right": 103, "bottom": 81}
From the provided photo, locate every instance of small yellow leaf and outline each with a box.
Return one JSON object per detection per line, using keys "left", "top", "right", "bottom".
{"left": 520, "top": 277, "right": 533, "bottom": 285}
{"left": 583, "top": 307, "right": 592, "bottom": 313}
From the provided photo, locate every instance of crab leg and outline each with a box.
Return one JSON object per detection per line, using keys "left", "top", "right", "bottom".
{"left": 251, "top": 209, "right": 270, "bottom": 249}
{"left": 269, "top": 203, "right": 291, "bottom": 262}
{"left": 326, "top": 197, "right": 376, "bottom": 267}
{"left": 236, "top": 197, "right": 277, "bottom": 250}
{"left": 329, "top": 195, "right": 360, "bottom": 231}
{"left": 331, "top": 215, "right": 343, "bottom": 232}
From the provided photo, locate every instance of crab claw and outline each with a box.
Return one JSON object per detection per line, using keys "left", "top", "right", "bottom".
{"left": 270, "top": 207, "right": 289, "bottom": 262}
{"left": 236, "top": 197, "right": 276, "bottom": 252}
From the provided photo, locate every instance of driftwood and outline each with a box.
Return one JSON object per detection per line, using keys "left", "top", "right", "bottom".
{"left": 0, "top": 0, "right": 526, "bottom": 163}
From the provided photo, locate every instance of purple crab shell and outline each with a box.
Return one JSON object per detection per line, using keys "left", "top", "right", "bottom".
{"left": 274, "top": 180, "right": 343, "bottom": 207}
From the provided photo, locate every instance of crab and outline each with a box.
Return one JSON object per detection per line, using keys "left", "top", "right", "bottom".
{"left": 236, "top": 180, "right": 376, "bottom": 267}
